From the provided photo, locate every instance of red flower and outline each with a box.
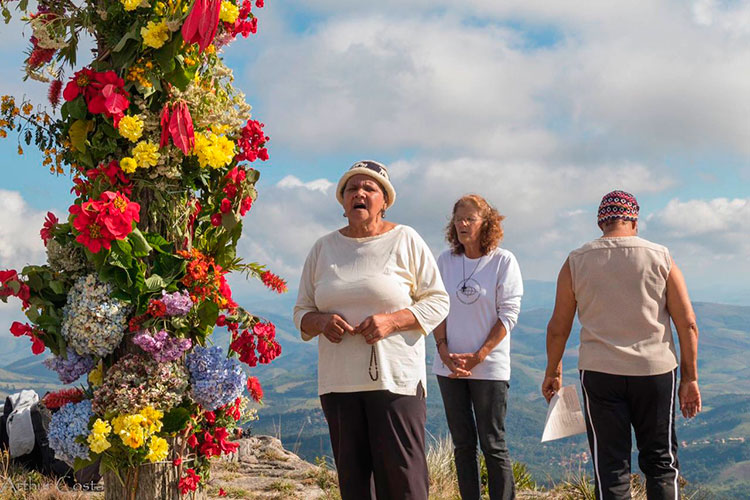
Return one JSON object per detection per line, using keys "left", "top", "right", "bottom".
{"left": 247, "top": 376, "right": 263, "bottom": 402}
{"left": 214, "top": 427, "right": 239, "bottom": 454}
{"left": 10, "top": 321, "right": 32, "bottom": 337}
{"left": 10, "top": 322, "right": 45, "bottom": 355}
{"left": 211, "top": 213, "right": 222, "bottom": 227}
{"left": 260, "top": 270, "right": 287, "bottom": 293}
{"left": 220, "top": 198, "right": 232, "bottom": 214}
{"left": 63, "top": 68, "right": 97, "bottom": 102}
{"left": 48, "top": 79, "right": 62, "bottom": 108}
{"left": 199, "top": 430, "right": 221, "bottom": 457}
{"left": 0, "top": 271, "right": 31, "bottom": 309}
{"left": 87, "top": 71, "right": 130, "bottom": 127}
{"left": 255, "top": 0, "right": 263, "bottom": 7}
{"left": 169, "top": 101, "right": 195, "bottom": 155}
{"left": 230, "top": 329, "right": 257, "bottom": 367}
{"left": 27, "top": 37, "right": 55, "bottom": 68}
{"left": 235, "top": 119, "right": 269, "bottom": 163}
{"left": 41, "top": 388, "right": 84, "bottom": 410}
{"left": 218, "top": 488, "right": 227, "bottom": 497}
{"left": 147, "top": 300, "right": 167, "bottom": 317}
{"left": 178, "top": 468, "right": 201, "bottom": 494}
{"left": 216, "top": 314, "right": 227, "bottom": 327}
{"left": 159, "top": 104, "right": 170, "bottom": 148}
{"left": 204, "top": 411, "right": 216, "bottom": 424}
{"left": 187, "top": 434, "right": 199, "bottom": 448}
{"left": 40, "top": 212, "right": 58, "bottom": 246}
{"left": 172, "top": 456, "right": 182, "bottom": 467}
{"left": 239, "top": 196, "right": 252, "bottom": 216}
{"left": 70, "top": 201, "right": 114, "bottom": 253}
{"left": 182, "top": 0, "right": 222, "bottom": 53}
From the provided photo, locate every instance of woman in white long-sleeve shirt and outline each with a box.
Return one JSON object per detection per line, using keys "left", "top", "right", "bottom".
{"left": 432, "top": 194, "right": 523, "bottom": 500}
{"left": 294, "top": 160, "right": 449, "bottom": 500}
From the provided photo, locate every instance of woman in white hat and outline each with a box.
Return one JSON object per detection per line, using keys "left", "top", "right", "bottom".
{"left": 294, "top": 160, "right": 450, "bottom": 500}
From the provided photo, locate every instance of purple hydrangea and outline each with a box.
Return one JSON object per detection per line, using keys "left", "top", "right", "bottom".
{"left": 161, "top": 290, "right": 193, "bottom": 316}
{"left": 48, "top": 400, "right": 93, "bottom": 464}
{"left": 186, "top": 345, "right": 244, "bottom": 411}
{"left": 44, "top": 347, "right": 96, "bottom": 384}
{"left": 133, "top": 330, "right": 192, "bottom": 363}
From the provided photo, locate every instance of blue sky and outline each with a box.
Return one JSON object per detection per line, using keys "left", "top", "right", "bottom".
{"left": 1, "top": 0, "right": 750, "bottom": 327}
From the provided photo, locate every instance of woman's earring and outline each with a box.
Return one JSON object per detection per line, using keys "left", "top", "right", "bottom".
{"left": 342, "top": 212, "right": 347, "bottom": 217}
{"left": 380, "top": 209, "right": 386, "bottom": 219}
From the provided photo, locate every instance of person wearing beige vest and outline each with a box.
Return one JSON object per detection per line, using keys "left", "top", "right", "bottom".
{"left": 542, "top": 190, "right": 701, "bottom": 500}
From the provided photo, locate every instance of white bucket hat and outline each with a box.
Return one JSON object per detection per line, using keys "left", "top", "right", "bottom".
{"left": 336, "top": 160, "right": 396, "bottom": 208}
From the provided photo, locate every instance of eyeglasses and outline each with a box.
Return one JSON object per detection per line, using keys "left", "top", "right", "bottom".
{"left": 455, "top": 217, "right": 482, "bottom": 224}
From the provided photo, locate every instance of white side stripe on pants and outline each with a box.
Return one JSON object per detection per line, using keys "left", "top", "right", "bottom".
{"left": 668, "top": 369, "right": 679, "bottom": 500}
{"left": 580, "top": 370, "right": 603, "bottom": 500}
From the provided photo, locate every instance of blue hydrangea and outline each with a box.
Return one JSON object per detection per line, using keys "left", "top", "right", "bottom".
{"left": 48, "top": 400, "right": 93, "bottom": 465}
{"left": 61, "top": 274, "right": 131, "bottom": 357}
{"left": 186, "top": 345, "right": 244, "bottom": 411}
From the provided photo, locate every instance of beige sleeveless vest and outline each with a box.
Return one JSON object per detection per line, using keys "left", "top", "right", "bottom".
{"left": 568, "top": 236, "right": 678, "bottom": 376}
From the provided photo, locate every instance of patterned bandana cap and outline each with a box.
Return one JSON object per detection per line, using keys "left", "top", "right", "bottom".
{"left": 597, "top": 190, "right": 639, "bottom": 225}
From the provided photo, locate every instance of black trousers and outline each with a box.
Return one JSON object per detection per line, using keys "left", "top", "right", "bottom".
{"left": 579, "top": 369, "right": 680, "bottom": 500}
{"left": 437, "top": 376, "right": 515, "bottom": 500}
{"left": 320, "top": 386, "right": 428, "bottom": 500}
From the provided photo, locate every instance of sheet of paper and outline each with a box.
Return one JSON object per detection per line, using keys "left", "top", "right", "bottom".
{"left": 541, "top": 385, "right": 587, "bottom": 442}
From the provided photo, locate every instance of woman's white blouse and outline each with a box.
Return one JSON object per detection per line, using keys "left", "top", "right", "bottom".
{"left": 432, "top": 247, "right": 523, "bottom": 381}
{"left": 294, "top": 225, "right": 450, "bottom": 396}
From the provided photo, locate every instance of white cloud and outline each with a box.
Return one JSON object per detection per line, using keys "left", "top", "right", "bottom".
{"left": 0, "top": 190, "right": 48, "bottom": 270}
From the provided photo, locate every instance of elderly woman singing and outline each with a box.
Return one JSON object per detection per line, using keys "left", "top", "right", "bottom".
{"left": 432, "top": 194, "right": 523, "bottom": 500}
{"left": 294, "top": 160, "right": 450, "bottom": 500}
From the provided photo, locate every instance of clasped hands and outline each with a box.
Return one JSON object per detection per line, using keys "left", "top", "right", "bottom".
{"left": 320, "top": 313, "right": 397, "bottom": 345}
{"left": 437, "top": 344, "right": 483, "bottom": 378}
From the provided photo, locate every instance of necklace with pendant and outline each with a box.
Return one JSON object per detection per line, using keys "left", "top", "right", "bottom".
{"left": 456, "top": 254, "right": 482, "bottom": 304}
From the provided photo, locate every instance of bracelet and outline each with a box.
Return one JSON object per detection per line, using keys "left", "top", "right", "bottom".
{"left": 435, "top": 338, "right": 447, "bottom": 348}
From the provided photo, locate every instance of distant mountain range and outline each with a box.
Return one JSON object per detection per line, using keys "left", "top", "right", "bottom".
{"left": 1, "top": 280, "right": 748, "bottom": 498}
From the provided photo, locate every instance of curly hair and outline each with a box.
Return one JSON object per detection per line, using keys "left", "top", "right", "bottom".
{"left": 445, "top": 194, "right": 505, "bottom": 256}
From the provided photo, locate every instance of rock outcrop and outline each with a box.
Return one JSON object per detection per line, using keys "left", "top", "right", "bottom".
{"left": 208, "top": 435, "right": 334, "bottom": 499}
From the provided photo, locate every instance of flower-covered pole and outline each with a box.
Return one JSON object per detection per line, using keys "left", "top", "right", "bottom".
{"left": 1, "top": 0, "right": 282, "bottom": 496}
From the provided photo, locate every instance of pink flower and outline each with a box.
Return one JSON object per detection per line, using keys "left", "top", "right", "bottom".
{"left": 182, "top": 0, "right": 222, "bottom": 53}
{"left": 160, "top": 102, "right": 195, "bottom": 154}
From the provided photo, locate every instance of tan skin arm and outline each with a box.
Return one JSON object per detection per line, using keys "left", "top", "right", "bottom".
{"left": 541, "top": 258, "right": 577, "bottom": 402}
{"left": 301, "top": 309, "right": 419, "bottom": 345}
{"left": 433, "top": 319, "right": 465, "bottom": 376}
{"left": 666, "top": 258, "right": 701, "bottom": 418}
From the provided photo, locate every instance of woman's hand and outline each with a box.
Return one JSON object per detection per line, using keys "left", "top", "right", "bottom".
{"left": 448, "top": 352, "right": 483, "bottom": 377}
{"left": 679, "top": 379, "right": 701, "bottom": 419}
{"left": 355, "top": 313, "right": 398, "bottom": 344}
{"left": 541, "top": 374, "right": 561, "bottom": 403}
{"left": 438, "top": 345, "right": 471, "bottom": 377}
{"left": 321, "top": 313, "right": 355, "bottom": 343}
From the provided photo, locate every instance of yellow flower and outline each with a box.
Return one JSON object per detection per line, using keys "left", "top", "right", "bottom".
{"left": 87, "top": 434, "right": 111, "bottom": 454}
{"left": 141, "top": 20, "right": 170, "bottom": 49}
{"left": 113, "top": 414, "right": 147, "bottom": 448}
{"left": 219, "top": 1, "right": 239, "bottom": 23}
{"left": 145, "top": 436, "right": 169, "bottom": 463}
{"left": 121, "top": 0, "right": 141, "bottom": 11}
{"left": 88, "top": 362, "right": 103, "bottom": 386}
{"left": 132, "top": 141, "right": 160, "bottom": 169}
{"left": 193, "top": 131, "right": 235, "bottom": 169}
{"left": 120, "top": 157, "right": 137, "bottom": 174}
{"left": 118, "top": 115, "right": 144, "bottom": 142}
{"left": 92, "top": 418, "right": 111, "bottom": 436}
{"left": 140, "top": 406, "right": 164, "bottom": 434}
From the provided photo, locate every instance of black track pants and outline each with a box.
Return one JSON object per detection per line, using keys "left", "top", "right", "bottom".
{"left": 579, "top": 369, "right": 680, "bottom": 500}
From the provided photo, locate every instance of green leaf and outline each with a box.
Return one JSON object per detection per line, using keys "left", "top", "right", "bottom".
{"left": 144, "top": 274, "right": 167, "bottom": 292}
{"left": 67, "top": 98, "right": 87, "bottom": 120}
{"left": 69, "top": 119, "right": 93, "bottom": 153}
{"left": 198, "top": 301, "right": 219, "bottom": 328}
{"left": 113, "top": 27, "right": 140, "bottom": 52}
{"left": 161, "top": 407, "right": 191, "bottom": 433}
{"left": 128, "top": 228, "right": 152, "bottom": 257}
{"left": 144, "top": 233, "right": 172, "bottom": 254}
{"left": 48, "top": 280, "right": 65, "bottom": 294}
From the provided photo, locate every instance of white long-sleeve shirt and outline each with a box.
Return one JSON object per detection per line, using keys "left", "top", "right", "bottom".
{"left": 432, "top": 247, "right": 523, "bottom": 381}
{"left": 294, "top": 225, "right": 450, "bottom": 396}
